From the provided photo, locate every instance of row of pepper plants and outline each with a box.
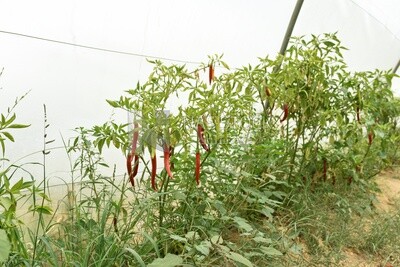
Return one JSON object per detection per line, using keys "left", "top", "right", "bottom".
{"left": 76, "top": 33, "right": 399, "bottom": 266}
{"left": 1, "top": 33, "right": 400, "bottom": 266}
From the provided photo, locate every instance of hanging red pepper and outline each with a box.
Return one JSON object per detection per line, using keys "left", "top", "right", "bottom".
{"left": 209, "top": 64, "right": 214, "bottom": 85}
{"left": 195, "top": 152, "right": 201, "bottom": 186}
{"left": 356, "top": 107, "right": 361, "bottom": 123}
{"left": 323, "top": 159, "right": 327, "bottom": 182}
{"left": 197, "top": 124, "right": 210, "bottom": 152}
{"left": 126, "top": 153, "right": 134, "bottom": 187}
{"left": 280, "top": 104, "right": 289, "bottom": 123}
{"left": 126, "top": 122, "right": 140, "bottom": 187}
{"left": 163, "top": 144, "right": 174, "bottom": 179}
{"left": 368, "top": 131, "right": 374, "bottom": 146}
{"left": 132, "top": 155, "right": 139, "bottom": 177}
{"left": 151, "top": 151, "right": 157, "bottom": 191}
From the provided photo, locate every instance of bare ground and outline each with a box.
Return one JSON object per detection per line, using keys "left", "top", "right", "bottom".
{"left": 340, "top": 167, "right": 400, "bottom": 267}
{"left": 374, "top": 168, "right": 400, "bottom": 212}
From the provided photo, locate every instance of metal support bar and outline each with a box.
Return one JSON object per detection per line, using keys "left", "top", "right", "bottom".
{"left": 393, "top": 58, "right": 400, "bottom": 74}
{"left": 272, "top": 0, "right": 305, "bottom": 74}
{"left": 278, "top": 0, "right": 305, "bottom": 56}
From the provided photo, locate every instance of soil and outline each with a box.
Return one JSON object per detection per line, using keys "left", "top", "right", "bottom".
{"left": 374, "top": 168, "right": 400, "bottom": 212}
{"left": 340, "top": 167, "right": 400, "bottom": 267}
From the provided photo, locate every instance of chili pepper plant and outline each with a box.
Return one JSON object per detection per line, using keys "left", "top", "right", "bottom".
{"left": 63, "top": 33, "right": 400, "bottom": 266}
{"left": 2, "top": 33, "right": 400, "bottom": 266}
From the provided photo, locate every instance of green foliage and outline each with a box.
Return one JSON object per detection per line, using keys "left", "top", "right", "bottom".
{"left": 0, "top": 94, "right": 32, "bottom": 263}
{"left": 1, "top": 33, "right": 400, "bottom": 266}
{"left": 49, "top": 33, "right": 398, "bottom": 266}
{"left": 0, "top": 230, "right": 11, "bottom": 263}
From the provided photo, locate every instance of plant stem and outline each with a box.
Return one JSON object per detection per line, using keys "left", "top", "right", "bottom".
{"left": 32, "top": 105, "right": 49, "bottom": 265}
{"left": 158, "top": 171, "right": 168, "bottom": 229}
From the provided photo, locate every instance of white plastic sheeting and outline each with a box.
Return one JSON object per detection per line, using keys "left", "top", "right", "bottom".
{"left": 0, "top": 0, "right": 399, "bottom": 184}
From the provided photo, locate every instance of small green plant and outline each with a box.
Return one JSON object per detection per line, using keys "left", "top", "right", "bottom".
{"left": 0, "top": 92, "right": 31, "bottom": 264}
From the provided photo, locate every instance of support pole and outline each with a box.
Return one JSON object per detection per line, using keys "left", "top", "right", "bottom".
{"left": 393, "top": 58, "right": 400, "bottom": 74}
{"left": 278, "top": 0, "right": 305, "bottom": 56}
{"left": 273, "top": 0, "right": 305, "bottom": 74}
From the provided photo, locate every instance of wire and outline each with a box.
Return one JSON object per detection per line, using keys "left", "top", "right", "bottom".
{"left": 0, "top": 30, "right": 202, "bottom": 65}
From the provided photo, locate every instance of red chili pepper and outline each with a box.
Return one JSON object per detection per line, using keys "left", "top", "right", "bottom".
{"left": 209, "top": 64, "right": 214, "bottom": 85}
{"left": 151, "top": 152, "right": 157, "bottom": 191}
{"left": 280, "top": 104, "right": 288, "bottom": 123}
{"left": 356, "top": 107, "right": 360, "bottom": 123}
{"left": 368, "top": 131, "right": 373, "bottom": 146}
{"left": 126, "top": 122, "right": 140, "bottom": 187}
{"left": 126, "top": 153, "right": 134, "bottom": 187}
{"left": 195, "top": 152, "right": 201, "bottom": 186}
{"left": 323, "top": 159, "right": 327, "bottom": 182}
{"left": 132, "top": 154, "right": 139, "bottom": 177}
{"left": 197, "top": 124, "right": 210, "bottom": 152}
{"left": 163, "top": 144, "right": 173, "bottom": 179}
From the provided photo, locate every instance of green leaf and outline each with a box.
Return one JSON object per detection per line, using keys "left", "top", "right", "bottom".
{"left": 9, "top": 180, "right": 33, "bottom": 194}
{"left": 220, "top": 61, "right": 230, "bottom": 70}
{"left": 0, "top": 139, "right": 5, "bottom": 154}
{"left": 0, "top": 114, "right": 5, "bottom": 125}
{"left": 253, "top": 236, "right": 272, "bottom": 244}
{"left": 7, "top": 124, "right": 30, "bottom": 129}
{"left": 1, "top": 132, "right": 14, "bottom": 142}
{"left": 233, "top": 216, "right": 253, "bottom": 232}
{"left": 106, "top": 100, "right": 120, "bottom": 108}
{"left": 226, "top": 252, "right": 253, "bottom": 267}
{"left": 10, "top": 178, "right": 24, "bottom": 193}
{"left": 124, "top": 248, "right": 146, "bottom": 267}
{"left": 32, "top": 205, "right": 53, "bottom": 215}
{"left": 172, "top": 191, "right": 186, "bottom": 200}
{"left": 148, "top": 253, "right": 183, "bottom": 267}
{"left": 0, "top": 197, "right": 13, "bottom": 210}
{"left": 259, "top": 246, "right": 283, "bottom": 256}
{"left": 211, "top": 235, "right": 223, "bottom": 245}
{"left": 0, "top": 229, "right": 11, "bottom": 262}
{"left": 375, "top": 129, "right": 385, "bottom": 138}
{"left": 323, "top": 41, "right": 335, "bottom": 47}
{"left": 3, "top": 113, "right": 16, "bottom": 127}
{"left": 97, "top": 138, "right": 106, "bottom": 154}
{"left": 98, "top": 162, "right": 109, "bottom": 168}
{"left": 185, "top": 231, "right": 199, "bottom": 240}
{"left": 142, "top": 232, "right": 161, "bottom": 258}
{"left": 170, "top": 234, "right": 187, "bottom": 243}
{"left": 195, "top": 241, "right": 211, "bottom": 256}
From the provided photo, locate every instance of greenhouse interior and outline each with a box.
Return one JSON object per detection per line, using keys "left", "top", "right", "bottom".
{"left": 1, "top": 0, "right": 400, "bottom": 266}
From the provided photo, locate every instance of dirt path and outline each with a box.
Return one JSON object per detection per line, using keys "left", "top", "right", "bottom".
{"left": 374, "top": 167, "right": 400, "bottom": 212}
{"left": 340, "top": 167, "right": 400, "bottom": 267}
